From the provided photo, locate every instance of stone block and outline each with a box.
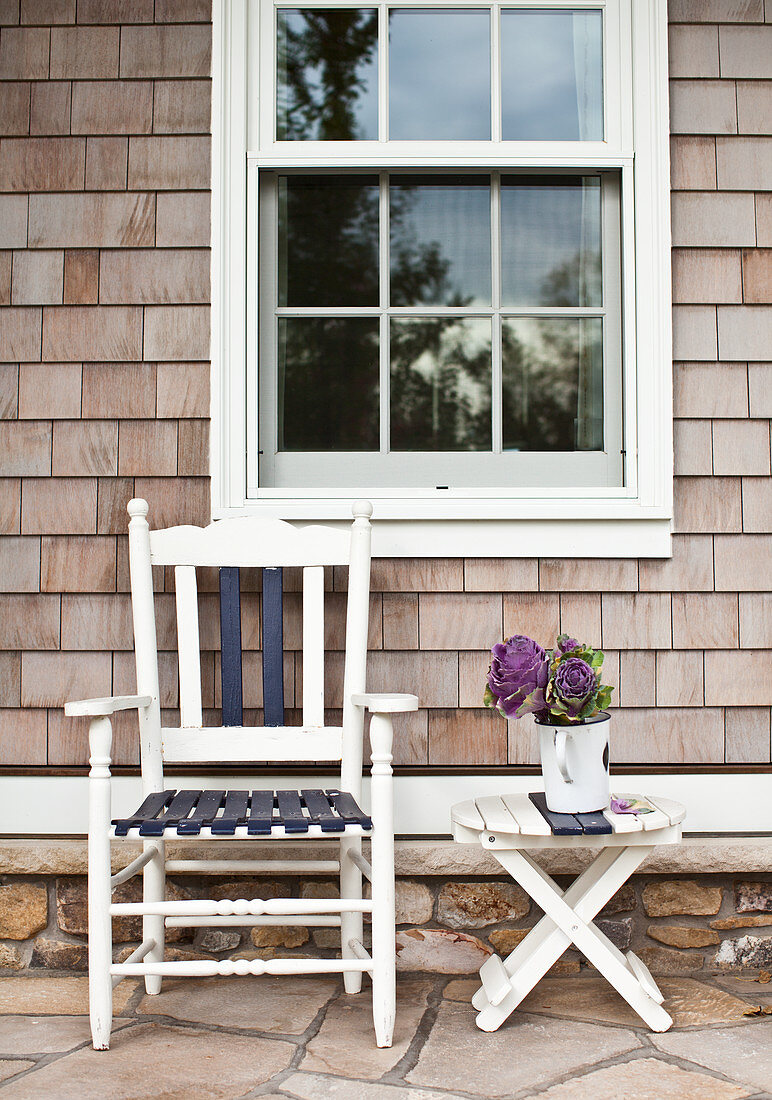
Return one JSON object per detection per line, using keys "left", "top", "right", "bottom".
{"left": 82, "top": 362, "right": 156, "bottom": 419}
{"left": 719, "top": 24, "right": 772, "bottom": 78}
{"left": 30, "top": 81, "right": 71, "bottom": 136}
{"left": 250, "top": 925, "right": 309, "bottom": 950}
{"left": 715, "top": 535, "right": 772, "bottom": 590}
{"left": 428, "top": 708, "right": 506, "bottom": 764}
{"left": 670, "top": 135, "right": 716, "bottom": 190}
{"left": 671, "top": 193, "right": 756, "bottom": 248}
{"left": 153, "top": 79, "right": 211, "bottom": 133}
{"left": 11, "top": 250, "right": 64, "bottom": 306}
{"left": 715, "top": 934, "right": 772, "bottom": 969}
{"left": 396, "top": 928, "right": 491, "bottom": 973}
{"left": 57, "top": 876, "right": 190, "bottom": 942}
{"left": 670, "top": 80, "right": 737, "bottom": 135}
{"left": 143, "top": 305, "right": 210, "bottom": 360}
{"left": 437, "top": 880, "right": 529, "bottom": 929}
{"left": 199, "top": 930, "right": 240, "bottom": 952}
{"left": 29, "top": 192, "right": 155, "bottom": 248}
{"left": 0, "top": 26, "right": 49, "bottom": 79}
{"left": 637, "top": 945, "right": 704, "bottom": 974}
{"left": 712, "top": 914, "right": 772, "bottom": 930}
{"left": 155, "top": 361, "right": 208, "bottom": 417}
{"left": 0, "top": 82, "right": 31, "bottom": 136}
{"left": 18, "top": 363, "right": 81, "bottom": 420}
{"left": 643, "top": 880, "right": 723, "bottom": 917}
{"left": 0, "top": 421, "right": 52, "bottom": 476}
{"left": 49, "top": 25, "right": 119, "bottom": 78}
{"left": 600, "top": 883, "right": 636, "bottom": 915}
{"left": 30, "top": 939, "right": 88, "bottom": 970}
{"left": 742, "top": 476, "right": 772, "bottom": 532}
{"left": 71, "top": 80, "right": 152, "bottom": 135}
{"left": 120, "top": 23, "right": 211, "bottom": 78}
{"left": 705, "top": 650, "right": 772, "bottom": 705}
{"left": 738, "top": 81, "right": 772, "bottom": 134}
{"left": 394, "top": 879, "right": 434, "bottom": 925}
{"left": 0, "top": 944, "right": 23, "bottom": 970}
{"left": 155, "top": 191, "right": 210, "bottom": 247}
{"left": 595, "top": 918, "right": 633, "bottom": 951}
{"left": 128, "top": 134, "right": 210, "bottom": 190}
{"left": 63, "top": 250, "right": 99, "bottom": 305}
{"left": 100, "top": 248, "right": 210, "bottom": 304}
{"left": 647, "top": 925, "right": 719, "bottom": 948}
{"left": 735, "top": 881, "right": 772, "bottom": 912}
{"left": 84, "top": 134, "right": 128, "bottom": 189}
{"left": 43, "top": 305, "right": 143, "bottom": 362}
{"left": 672, "top": 249, "right": 742, "bottom": 305}
{"left": 674, "top": 476, "right": 742, "bottom": 533}
{"left": 419, "top": 593, "right": 501, "bottom": 650}
{"left": 0, "top": 307, "right": 42, "bottom": 361}
{"left": 488, "top": 928, "right": 529, "bottom": 954}
{"left": 52, "top": 420, "right": 118, "bottom": 476}
{"left": 668, "top": 24, "right": 719, "bottom": 77}
{"left": 0, "top": 882, "right": 48, "bottom": 939}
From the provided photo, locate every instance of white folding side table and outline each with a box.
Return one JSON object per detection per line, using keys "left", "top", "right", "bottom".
{"left": 451, "top": 792, "right": 686, "bottom": 1034}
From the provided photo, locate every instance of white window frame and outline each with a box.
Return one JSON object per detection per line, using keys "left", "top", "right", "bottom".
{"left": 211, "top": 0, "right": 672, "bottom": 557}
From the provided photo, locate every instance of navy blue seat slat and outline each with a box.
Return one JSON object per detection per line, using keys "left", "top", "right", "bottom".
{"left": 115, "top": 789, "right": 371, "bottom": 835}
{"left": 176, "top": 789, "right": 225, "bottom": 835}
{"left": 247, "top": 790, "right": 276, "bottom": 835}
{"left": 574, "top": 810, "right": 613, "bottom": 835}
{"left": 262, "top": 567, "right": 285, "bottom": 727}
{"left": 112, "top": 790, "right": 174, "bottom": 836}
{"left": 327, "top": 790, "right": 373, "bottom": 830}
{"left": 219, "top": 566, "right": 243, "bottom": 727}
{"left": 529, "top": 792, "right": 583, "bottom": 836}
{"left": 276, "top": 790, "right": 309, "bottom": 833}
{"left": 212, "top": 790, "right": 250, "bottom": 835}
{"left": 302, "top": 789, "right": 345, "bottom": 833}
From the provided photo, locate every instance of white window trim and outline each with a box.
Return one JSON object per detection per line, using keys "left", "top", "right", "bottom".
{"left": 211, "top": 0, "right": 672, "bottom": 557}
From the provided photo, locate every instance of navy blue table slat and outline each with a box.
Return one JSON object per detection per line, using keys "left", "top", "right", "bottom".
{"left": 212, "top": 790, "right": 250, "bottom": 835}
{"left": 139, "top": 789, "right": 200, "bottom": 836}
{"left": 247, "top": 790, "right": 276, "bottom": 835}
{"left": 302, "top": 789, "right": 345, "bottom": 833}
{"left": 112, "top": 790, "right": 174, "bottom": 836}
{"left": 574, "top": 810, "right": 613, "bottom": 835}
{"left": 219, "top": 567, "right": 243, "bottom": 727}
{"left": 177, "top": 789, "right": 226, "bottom": 835}
{"left": 327, "top": 790, "right": 373, "bottom": 830}
{"left": 262, "top": 567, "right": 285, "bottom": 727}
{"left": 529, "top": 792, "right": 583, "bottom": 836}
{"left": 276, "top": 790, "right": 309, "bottom": 833}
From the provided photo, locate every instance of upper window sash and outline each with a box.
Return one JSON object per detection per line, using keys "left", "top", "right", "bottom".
{"left": 252, "top": 0, "right": 631, "bottom": 157}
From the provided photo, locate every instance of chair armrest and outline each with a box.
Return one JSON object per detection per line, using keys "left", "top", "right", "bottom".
{"left": 351, "top": 692, "right": 418, "bottom": 713}
{"left": 65, "top": 694, "right": 153, "bottom": 718}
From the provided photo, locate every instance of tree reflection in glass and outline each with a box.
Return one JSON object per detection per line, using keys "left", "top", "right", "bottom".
{"left": 391, "top": 318, "right": 492, "bottom": 450}
{"left": 277, "top": 8, "right": 378, "bottom": 141}
{"left": 502, "top": 317, "right": 603, "bottom": 452}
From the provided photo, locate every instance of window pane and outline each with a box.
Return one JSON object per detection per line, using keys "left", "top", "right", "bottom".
{"left": 277, "top": 9, "right": 378, "bottom": 140}
{"left": 278, "top": 175, "right": 379, "bottom": 307}
{"left": 501, "top": 175, "right": 602, "bottom": 308}
{"left": 391, "top": 317, "right": 491, "bottom": 450}
{"left": 278, "top": 318, "right": 379, "bottom": 450}
{"left": 390, "top": 176, "right": 491, "bottom": 307}
{"left": 501, "top": 9, "right": 603, "bottom": 141}
{"left": 502, "top": 317, "right": 603, "bottom": 452}
{"left": 389, "top": 9, "right": 490, "bottom": 140}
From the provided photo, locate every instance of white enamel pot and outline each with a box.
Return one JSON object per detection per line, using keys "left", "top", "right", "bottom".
{"left": 535, "top": 711, "right": 611, "bottom": 814}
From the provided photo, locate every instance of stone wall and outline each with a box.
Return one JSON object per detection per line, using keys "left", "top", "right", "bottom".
{"left": 1, "top": 872, "right": 770, "bottom": 976}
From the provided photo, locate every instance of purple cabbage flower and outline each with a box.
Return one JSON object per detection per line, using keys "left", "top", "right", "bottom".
{"left": 553, "top": 657, "right": 598, "bottom": 717}
{"left": 486, "top": 635, "right": 550, "bottom": 719}
{"left": 557, "top": 635, "right": 580, "bottom": 654}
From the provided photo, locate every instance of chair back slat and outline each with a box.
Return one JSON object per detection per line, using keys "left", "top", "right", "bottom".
{"left": 162, "top": 726, "right": 344, "bottom": 762}
{"left": 302, "top": 566, "right": 325, "bottom": 728}
{"left": 262, "top": 567, "right": 285, "bottom": 726}
{"left": 219, "top": 566, "right": 243, "bottom": 727}
{"left": 175, "top": 566, "right": 203, "bottom": 727}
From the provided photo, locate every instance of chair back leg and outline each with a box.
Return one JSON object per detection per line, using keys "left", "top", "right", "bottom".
{"left": 88, "top": 716, "right": 114, "bottom": 1049}
{"left": 143, "top": 838, "right": 166, "bottom": 994}
{"left": 340, "top": 835, "right": 364, "bottom": 994}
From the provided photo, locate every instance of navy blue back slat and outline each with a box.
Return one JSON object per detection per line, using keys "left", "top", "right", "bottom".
{"left": 177, "top": 789, "right": 225, "bottom": 835}
{"left": 327, "top": 790, "right": 373, "bottom": 830}
{"left": 302, "top": 789, "right": 345, "bottom": 833}
{"left": 112, "top": 790, "right": 174, "bottom": 836}
{"left": 247, "top": 790, "right": 276, "bottom": 834}
{"left": 574, "top": 810, "right": 613, "bottom": 835}
{"left": 212, "top": 790, "right": 249, "bottom": 835}
{"left": 262, "top": 567, "right": 285, "bottom": 727}
{"left": 219, "top": 567, "right": 243, "bottom": 727}
{"left": 276, "top": 790, "right": 309, "bottom": 833}
{"left": 529, "top": 792, "right": 583, "bottom": 836}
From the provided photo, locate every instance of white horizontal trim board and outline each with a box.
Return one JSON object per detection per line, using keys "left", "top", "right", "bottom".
{"left": 0, "top": 774, "right": 769, "bottom": 836}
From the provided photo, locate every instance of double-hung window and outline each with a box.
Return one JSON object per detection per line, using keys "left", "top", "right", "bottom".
{"left": 212, "top": 0, "right": 672, "bottom": 555}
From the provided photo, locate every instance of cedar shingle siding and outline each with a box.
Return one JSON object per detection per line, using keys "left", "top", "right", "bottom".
{"left": 0, "top": 0, "right": 770, "bottom": 770}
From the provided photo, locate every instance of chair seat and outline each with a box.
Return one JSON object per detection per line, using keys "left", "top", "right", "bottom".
{"left": 112, "top": 788, "right": 373, "bottom": 838}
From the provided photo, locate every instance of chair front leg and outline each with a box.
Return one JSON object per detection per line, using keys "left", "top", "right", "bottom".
{"left": 143, "top": 836, "right": 165, "bottom": 994}
{"left": 340, "top": 836, "right": 364, "bottom": 994}
{"left": 369, "top": 713, "right": 396, "bottom": 1048}
{"left": 88, "top": 717, "right": 114, "bottom": 1049}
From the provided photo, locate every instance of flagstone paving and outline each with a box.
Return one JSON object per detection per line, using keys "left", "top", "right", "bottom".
{"left": 0, "top": 972, "right": 769, "bottom": 1099}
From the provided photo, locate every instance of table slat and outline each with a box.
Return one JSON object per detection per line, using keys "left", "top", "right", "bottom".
{"left": 452, "top": 799, "right": 486, "bottom": 831}
{"left": 574, "top": 810, "right": 613, "bottom": 835}
{"left": 475, "top": 796, "right": 519, "bottom": 834}
{"left": 500, "top": 793, "right": 552, "bottom": 837}
{"left": 529, "top": 793, "right": 583, "bottom": 836}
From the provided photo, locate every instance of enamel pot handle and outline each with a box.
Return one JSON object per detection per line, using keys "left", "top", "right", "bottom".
{"left": 554, "top": 729, "right": 573, "bottom": 784}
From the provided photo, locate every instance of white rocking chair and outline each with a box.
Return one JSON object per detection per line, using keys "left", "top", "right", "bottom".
{"left": 65, "top": 498, "right": 417, "bottom": 1050}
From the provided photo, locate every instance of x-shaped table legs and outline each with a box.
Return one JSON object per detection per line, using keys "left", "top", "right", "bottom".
{"left": 472, "top": 842, "right": 673, "bottom": 1033}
